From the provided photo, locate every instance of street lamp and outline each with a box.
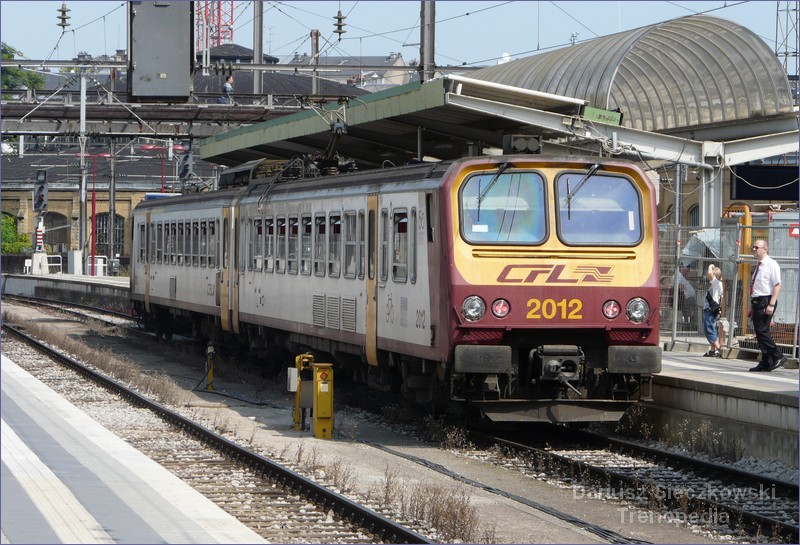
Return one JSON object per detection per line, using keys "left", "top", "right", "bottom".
{"left": 142, "top": 142, "right": 186, "bottom": 193}
{"left": 74, "top": 152, "right": 110, "bottom": 276}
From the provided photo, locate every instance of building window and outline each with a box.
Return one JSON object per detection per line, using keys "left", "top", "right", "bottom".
{"left": 688, "top": 204, "right": 700, "bottom": 227}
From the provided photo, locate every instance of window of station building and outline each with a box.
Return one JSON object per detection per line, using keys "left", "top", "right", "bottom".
{"left": 358, "top": 211, "right": 366, "bottom": 280}
{"left": 156, "top": 222, "right": 164, "bottom": 264}
{"left": 329, "top": 213, "right": 342, "bottom": 277}
{"left": 688, "top": 204, "right": 700, "bottom": 228}
{"left": 379, "top": 209, "right": 389, "bottom": 282}
{"left": 288, "top": 216, "right": 299, "bottom": 274}
{"left": 192, "top": 221, "right": 200, "bottom": 266}
{"left": 139, "top": 223, "right": 146, "bottom": 263}
{"left": 314, "top": 214, "right": 326, "bottom": 277}
{"left": 344, "top": 211, "right": 357, "bottom": 279}
{"left": 200, "top": 221, "right": 208, "bottom": 267}
{"left": 301, "top": 215, "right": 312, "bottom": 275}
{"left": 264, "top": 217, "right": 274, "bottom": 272}
{"left": 276, "top": 216, "right": 286, "bottom": 273}
{"left": 392, "top": 210, "right": 408, "bottom": 283}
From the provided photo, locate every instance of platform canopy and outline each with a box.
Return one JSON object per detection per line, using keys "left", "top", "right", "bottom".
{"left": 200, "top": 15, "right": 797, "bottom": 169}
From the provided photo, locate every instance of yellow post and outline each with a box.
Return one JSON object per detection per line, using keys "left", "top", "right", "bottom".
{"left": 293, "top": 354, "right": 314, "bottom": 431}
{"left": 312, "top": 363, "right": 334, "bottom": 439}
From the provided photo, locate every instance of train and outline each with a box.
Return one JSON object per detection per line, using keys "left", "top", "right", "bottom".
{"left": 130, "top": 154, "right": 662, "bottom": 423}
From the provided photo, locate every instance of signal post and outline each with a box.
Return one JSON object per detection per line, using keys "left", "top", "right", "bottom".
{"left": 31, "top": 170, "right": 49, "bottom": 275}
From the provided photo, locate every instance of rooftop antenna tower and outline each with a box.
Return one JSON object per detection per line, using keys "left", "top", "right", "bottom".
{"left": 196, "top": 1, "right": 235, "bottom": 51}
{"left": 775, "top": 0, "right": 799, "bottom": 104}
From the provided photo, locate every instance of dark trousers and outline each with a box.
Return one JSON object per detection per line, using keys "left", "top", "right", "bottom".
{"left": 751, "top": 296, "right": 781, "bottom": 363}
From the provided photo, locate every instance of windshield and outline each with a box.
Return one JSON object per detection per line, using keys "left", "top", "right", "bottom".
{"left": 460, "top": 170, "right": 546, "bottom": 244}
{"left": 556, "top": 172, "right": 642, "bottom": 245}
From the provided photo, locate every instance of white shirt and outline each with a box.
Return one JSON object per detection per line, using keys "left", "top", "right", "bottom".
{"left": 751, "top": 254, "right": 781, "bottom": 297}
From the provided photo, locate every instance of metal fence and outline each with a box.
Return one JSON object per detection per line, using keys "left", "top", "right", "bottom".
{"left": 659, "top": 219, "right": 799, "bottom": 360}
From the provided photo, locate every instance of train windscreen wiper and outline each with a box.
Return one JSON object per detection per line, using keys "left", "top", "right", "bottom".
{"left": 476, "top": 162, "right": 511, "bottom": 221}
{"left": 565, "top": 163, "right": 600, "bottom": 220}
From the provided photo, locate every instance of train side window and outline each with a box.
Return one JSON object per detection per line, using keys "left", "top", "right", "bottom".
{"left": 170, "top": 222, "right": 177, "bottom": 265}
{"left": 276, "top": 216, "right": 286, "bottom": 273}
{"left": 209, "top": 221, "right": 217, "bottom": 268}
{"left": 328, "top": 213, "right": 341, "bottom": 277}
{"left": 156, "top": 222, "right": 163, "bottom": 264}
{"left": 314, "top": 214, "right": 326, "bottom": 277}
{"left": 392, "top": 210, "right": 408, "bottom": 283}
{"left": 178, "top": 222, "right": 185, "bottom": 266}
{"left": 265, "top": 217, "right": 274, "bottom": 272}
{"left": 200, "top": 221, "right": 208, "bottom": 267}
{"left": 192, "top": 221, "right": 199, "bottom": 266}
{"left": 186, "top": 221, "right": 192, "bottom": 266}
{"left": 246, "top": 218, "right": 254, "bottom": 271}
{"left": 367, "top": 210, "right": 375, "bottom": 280}
{"left": 288, "top": 216, "right": 299, "bottom": 274}
{"left": 301, "top": 215, "right": 312, "bottom": 275}
{"left": 344, "top": 211, "right": 357, "bottom": 279}
{"left": 379, "top": 209, "right": 389, "bottom": 282}
{"left": 253, "top": 218, "right": 263, "bottom": 271}
{"left": 139, "top": 223, "right": 146, "bottom": 263}
{"left": 410, "top": 208, "right": 417, "bottom": 284}
{"left": 358, "top": 211, "right": 365, "bottom": 280}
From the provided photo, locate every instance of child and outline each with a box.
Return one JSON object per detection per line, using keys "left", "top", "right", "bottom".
{"left": 702, "top": 264, "right": 723, "bottom": 357}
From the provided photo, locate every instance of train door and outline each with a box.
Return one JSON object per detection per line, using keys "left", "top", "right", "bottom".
{"left": 219, "top": 209, "right": 231, "bottom": 332}
{"left": 144, "top": 211, "right": 152, "bottom": 313}
{"left": 365, "top": 194, "right": 378, "bottom": 365}
{"left": 231, "top": 215, "right": 242, "bottom": 335}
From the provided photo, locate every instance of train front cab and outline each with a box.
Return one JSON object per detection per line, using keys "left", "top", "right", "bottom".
{"left": 445, "top": 156, "right": 662, "bottom": 423}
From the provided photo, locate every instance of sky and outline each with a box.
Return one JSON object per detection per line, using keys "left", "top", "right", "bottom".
{"left": 0, "top": 1, "right": 789, "bottom": 68}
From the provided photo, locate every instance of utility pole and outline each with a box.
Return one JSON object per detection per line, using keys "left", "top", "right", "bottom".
{"left": 78, "top": 74, "right": 87, "bottom": 275}
{"left": 311, "top": 29, "right": 320, "bottom": 96}
{"left": 419, "top": 1, "right": 435, "bottom": 82}
{"left": 253, "top": 0, "right": 263, "bottom": 95}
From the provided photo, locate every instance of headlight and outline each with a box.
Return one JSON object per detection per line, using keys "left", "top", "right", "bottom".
{"left": 626, "top": 298, "right": 650, "bottom": 323}
{"left": 491, "top": 298, "right": 510, "bottom": 318}
{"left": 603, "top": 300, "right": 621, "bottom": 319}
{"left": 462, "top": 296, "right": 486, "bottom": 321}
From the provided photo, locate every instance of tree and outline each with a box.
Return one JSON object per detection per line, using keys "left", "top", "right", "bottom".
{"left": 1, "top": 42, "right": 45, "bottom": 91}
{"left": 1, "top": 214, "right": 33, "bottom": 254}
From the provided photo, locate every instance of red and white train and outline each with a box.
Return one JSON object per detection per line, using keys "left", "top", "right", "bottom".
{"left": 130, "top": 154, "right": 661, "bottom": 423}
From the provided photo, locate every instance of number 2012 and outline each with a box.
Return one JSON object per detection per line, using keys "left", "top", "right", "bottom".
{"left": 526, "top": 298, "right": 582, "bottom": 319}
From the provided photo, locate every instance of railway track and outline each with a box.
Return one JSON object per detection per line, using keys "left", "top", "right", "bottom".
{"left": 1, "top": 323, "right": 433, "bottom": 544}
{"left": 468, "top": 428, "right": 799, "bottom": 543}
{"left": 6, "top": 295, "right": 796, "bottom": 543}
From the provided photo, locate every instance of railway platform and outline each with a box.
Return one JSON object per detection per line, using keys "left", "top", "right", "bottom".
{"left": 1, "top": 353, "right": 267, "bottom": 544}
{"left": 1, "top": 272, "right": 797, "bottom": 469}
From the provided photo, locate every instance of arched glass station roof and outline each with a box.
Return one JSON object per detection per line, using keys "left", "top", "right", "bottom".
{"left": 470, "top": 15, "right": 795, "bottom": 132}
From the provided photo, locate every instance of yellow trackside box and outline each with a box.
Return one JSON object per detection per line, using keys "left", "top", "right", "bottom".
{"left": 312, "top": 363, "right": 334, "bottom": 439}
